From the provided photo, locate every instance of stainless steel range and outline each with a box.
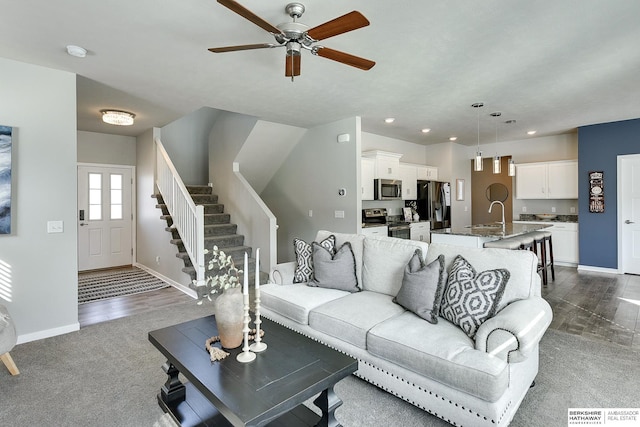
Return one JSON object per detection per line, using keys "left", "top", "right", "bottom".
{"left": 362, "top": 208, "right": 411, "bottom": 239}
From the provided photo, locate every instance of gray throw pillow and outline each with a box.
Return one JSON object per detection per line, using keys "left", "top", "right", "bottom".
{"left": 309, "top": 241, "right": 359, "bottom": 292}
{"left": 293, "top": 235, "right": 336, "bottom": 283}
{"left": 440, "top": 255, "right": 510, "bottom": 338}
{"left": 393, "top": 250, "right": 445, "bottom": 324}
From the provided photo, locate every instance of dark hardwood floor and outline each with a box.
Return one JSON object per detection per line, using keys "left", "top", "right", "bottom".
{"left": 78, "top": 266, "right": 640, "bottom": 349}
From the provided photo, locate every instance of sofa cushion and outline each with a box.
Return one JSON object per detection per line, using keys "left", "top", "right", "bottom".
{"left": 393, "top": 251, "right": 446, "bottom": 324}
{"left": 309, "top": 291, "right": 405, "bottom": 349}
{"left": 259, "top": 283, "right": 349, "bottom": 325}
{"left": 316, "top": 230, "right": 365, "bottom": 289}
{"left": 367, "top": 311, "right": 509, "bottom": 402}
{"left": 309, "top": 242, "right": 359, "bottom": 292}
{"left": 361, "top": 235, "right": 430, "bottom": 296}
{"left": 426, "top": 242, "right": 540, "bottom": 307}
{"left": 293, "top": 234, "right": 336, "bottom": 283}
{"left": 440, "top": 255, "right": 510, "bottom": 338}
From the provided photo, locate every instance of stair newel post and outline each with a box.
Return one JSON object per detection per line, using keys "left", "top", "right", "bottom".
{"left": 196, "top": 204, "right": 205, "bottom": 284}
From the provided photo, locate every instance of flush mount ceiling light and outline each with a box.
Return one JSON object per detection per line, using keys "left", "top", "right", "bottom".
{"left": 101, "top": 110, "right": 135, "bottom": 126}
{"left": 421, "top": 128, "right": 431, "bottom": 133}
{"left": 490, "top": 112, "right": 502, "bottom": 174}
{"left": 472, "top": 102, "right": 484, "bottom": 172}
{"left": 66, "top": 44, "right": 87, "bottom": 58}
{"left": 384, "top": 118, "right": 395, "bottom": 124}
{"left": 527, "top": 130, "right": 537, "bottom": 135}
{"left": 449, "top": 136, "right": 457, "bottom": 141}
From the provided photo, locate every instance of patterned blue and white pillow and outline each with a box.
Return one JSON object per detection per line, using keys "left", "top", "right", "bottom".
{"left": 440, "top": 255, "right": 510, "bottom": 338}
{"left": 293, "top": 235, "right": 336, "bottom": 283}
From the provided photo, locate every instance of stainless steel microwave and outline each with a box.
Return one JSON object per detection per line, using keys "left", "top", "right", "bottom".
{"left": 374, "top": 179, "right": 402, "bottom": 200}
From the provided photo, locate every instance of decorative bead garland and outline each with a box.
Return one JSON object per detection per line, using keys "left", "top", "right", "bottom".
{"left": 205, "top": 329, "right": 265, "bottom": 361}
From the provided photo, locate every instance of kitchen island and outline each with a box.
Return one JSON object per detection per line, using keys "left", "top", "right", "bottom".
{"left": 431, "top": 222, "right": 552, "bottom": 248}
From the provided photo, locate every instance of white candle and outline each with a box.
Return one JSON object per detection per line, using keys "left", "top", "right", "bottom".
{"left": 243, "top": 252, "right": 248, "bottom": 295}
{"left": 255, "top": 248, "right": 260, "bottom": 289}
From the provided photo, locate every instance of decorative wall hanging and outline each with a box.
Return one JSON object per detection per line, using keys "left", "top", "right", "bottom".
{"left": 588, "top": 171, "right": 604, "bottom": 213}
{"left": 0, "top": 125, "right": 12, "bottom": 234}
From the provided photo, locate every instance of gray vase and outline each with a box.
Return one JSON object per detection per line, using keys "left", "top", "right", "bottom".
{"left": 213, "top": 286, "right": 244, "bottom": 349}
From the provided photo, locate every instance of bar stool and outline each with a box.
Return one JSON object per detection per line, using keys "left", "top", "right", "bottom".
{"left": 518, "top": 234, "right": 535, "bottom": 251}
{"left": 526, "top": 231, "right": 555, "bottom": 286}
{"left": 483, "top": 236, "right": 523, "bottom": 250}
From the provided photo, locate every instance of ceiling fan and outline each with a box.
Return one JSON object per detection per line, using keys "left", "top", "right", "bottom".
{"left": 209, "top": 0, "right": 376, "bottom": 80}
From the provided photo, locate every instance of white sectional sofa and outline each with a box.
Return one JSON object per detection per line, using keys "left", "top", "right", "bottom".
{"left": 260, "top": 230, "right": 552, "bottom": 426}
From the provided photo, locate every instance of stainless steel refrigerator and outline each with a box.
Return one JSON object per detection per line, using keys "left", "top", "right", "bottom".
{"left": 416, "top": 180, "right": 451, "bottom": 229}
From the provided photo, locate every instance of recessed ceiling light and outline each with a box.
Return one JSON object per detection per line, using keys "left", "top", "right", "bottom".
{"left": 66, "top": 45, "right": 87, "bottom": 58}
{"left": 421, "top": 128, "right": 431, "bottom": 133}
{"left": 449, "top": 136, "right": 457, "bottom": 141}
{"left": 527, "top": 130, "right": 537, "bottom": 135}
{"left": 384, "top": 118, "right": 395, "bottom": 124}
{"left": 101, "top": 110, "right": 135, "bottom": 126}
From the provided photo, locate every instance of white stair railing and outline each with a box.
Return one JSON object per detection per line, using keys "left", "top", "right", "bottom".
{"left": 155, "top": 138, "right": 205, "bottom": 284}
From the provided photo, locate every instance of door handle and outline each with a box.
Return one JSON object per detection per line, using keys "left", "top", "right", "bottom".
{"left": 80, "top": 223, "right": 88, "bottom": 226}
{"left": 625, "top": 220, "right": 635, "bottom": 224}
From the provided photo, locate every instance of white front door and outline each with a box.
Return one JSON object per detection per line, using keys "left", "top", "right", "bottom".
{"left": 78, "top": 165, "right": 133, "bottom": 271}
{"left": 619, "top": 155, "right": 640, "bottom": 274}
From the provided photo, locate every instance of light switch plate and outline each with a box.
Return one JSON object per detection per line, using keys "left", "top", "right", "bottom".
{"left": 334, "top": 210, "right": 345, "bottom": 219}
{"left": 47, "top": 220, "right": 64, "bottom": 233}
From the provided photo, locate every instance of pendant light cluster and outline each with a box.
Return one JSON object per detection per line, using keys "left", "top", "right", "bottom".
{"left": 472, "top": 103, "right": 516, "bottom": 176}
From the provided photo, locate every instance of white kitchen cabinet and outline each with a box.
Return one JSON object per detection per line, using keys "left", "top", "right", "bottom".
{"left": 398, "top": 163, "right": 417, "bottom": 200}
{"left": 513, "top": 221, "right": 578, "bottom": 265}
{"left": 361, "top": 157, "right": 375, "bottom": 200}
{"left": 515, "top": 160, "right": 578, "bottom": 199}
{"left": 361, "top": 225, "right": 388, "bottom": 237}
{"left": 362, "top": 150, "right": 403, "bottom": 179}
{"left": 416, "top": 165, "right": 438, "bottom": 181}
{"left": 410, "top": 221, "right": 431, "bottom": 243}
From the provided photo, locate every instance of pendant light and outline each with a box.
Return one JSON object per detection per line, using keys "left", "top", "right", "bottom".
{"left": 472, "top": 103, "right": 484, "bottom": 171}
{"left": 505, "top": 119, "right": 517, "bottom": 176}
{"left": 490, "top": 112, "right": 502, "bottom": 174}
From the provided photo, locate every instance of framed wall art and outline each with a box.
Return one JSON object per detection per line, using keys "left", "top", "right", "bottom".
{"left": 588, "top": 171, "right": 604, "bottom": 213}
{"left": 0, "top": 125, "right": 12, "bottom": 234}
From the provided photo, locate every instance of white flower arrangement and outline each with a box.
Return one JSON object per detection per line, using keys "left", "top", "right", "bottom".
{"left": 191, "top": 245, "right": 243, "bottom": 305}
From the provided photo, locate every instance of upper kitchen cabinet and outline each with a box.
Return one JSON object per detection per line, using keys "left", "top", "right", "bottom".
{"left": 361, "top": 157, "right": 375, "bottom": 200}
{"left": 362, "top": 150, "right": 403, "bottom": 179}
{"left": 516, "top": 160, "right": 578, "bottom": 199}
{"left": 416, "top": 165, "right": 438, "bottom": 181}
{"left": 398, "top": 163, "right": 418, "bottom": 200}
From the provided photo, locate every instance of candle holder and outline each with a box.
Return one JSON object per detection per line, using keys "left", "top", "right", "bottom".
{"left": 249, "top": 286, "right": 267, "bottom": 353}
{"left": 236, "top": 289, "right": 256, "bottom": 363}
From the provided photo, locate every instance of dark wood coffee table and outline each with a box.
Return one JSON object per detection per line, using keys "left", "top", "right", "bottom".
{"left": 148, "top": 315, "right": 357, "bottom": 427}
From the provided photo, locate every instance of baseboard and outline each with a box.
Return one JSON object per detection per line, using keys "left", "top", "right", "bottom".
{"left": 17, "top": 322, "right": 80, "bottom": 345}
{"left": 577, "top": 264, "right": 621, "bottom": 274}
{"left": 134, "top": 263, "right": 197, "bottom": 299}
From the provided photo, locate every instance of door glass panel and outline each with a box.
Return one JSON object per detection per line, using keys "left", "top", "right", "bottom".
{"left": 88, "top": 173, "right": 102, "bottom": 220}
{"left": 110, "top": 174, "right": 123, "bottom": 220}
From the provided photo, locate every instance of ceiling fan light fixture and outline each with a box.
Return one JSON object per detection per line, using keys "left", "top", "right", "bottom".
{"left": 101, "top": 110, "right": 135, "bottom": 126}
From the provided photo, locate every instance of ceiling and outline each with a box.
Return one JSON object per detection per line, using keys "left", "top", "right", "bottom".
{"left": 2, "top": 0, "right": 639, "bottom": 145}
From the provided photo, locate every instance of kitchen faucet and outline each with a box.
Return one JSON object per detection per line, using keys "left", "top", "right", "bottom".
{"left": 488, "top": 200, "right": 506, "bottom": 226}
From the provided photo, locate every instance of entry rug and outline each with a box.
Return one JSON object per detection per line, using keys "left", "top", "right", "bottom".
{"left": 78, "top": 267, "right": 170, "bottom": 304}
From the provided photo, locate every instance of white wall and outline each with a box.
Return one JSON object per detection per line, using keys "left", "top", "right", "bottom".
{"left": 262, "top": 117, "right": 360, "bottom": 263}
{"left": 161, "top": 107, "right": 220, "bottom": 185}
{"left": 0, "top": 58, "right": 79, "bottom": 342}
{"left": 77, "top": 131, "right": 136, "bottom": 165}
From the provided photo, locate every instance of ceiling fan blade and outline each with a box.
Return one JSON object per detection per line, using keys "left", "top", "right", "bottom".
{"left": 217, "top": 0, "right": 282, "bottom": 34}
{"left": 313, "top": 47, "right": 375, "bottom": 70}
{"left": 285, "top": 54, "right": 301, "bottom": 77}
{"left": 306, "top": 11, "right": 370, "bottom": 41}
{"left": 209, "top": 43, "right": 276, "bottom": 53}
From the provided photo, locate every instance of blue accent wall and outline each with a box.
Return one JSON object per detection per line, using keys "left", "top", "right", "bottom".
{"left": 578, "top": 118, "right": 640, "bottom": 269}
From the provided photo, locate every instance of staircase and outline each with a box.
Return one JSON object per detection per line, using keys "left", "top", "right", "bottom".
{"left": 153, "top": 185, "right": 268, "bottom": 285}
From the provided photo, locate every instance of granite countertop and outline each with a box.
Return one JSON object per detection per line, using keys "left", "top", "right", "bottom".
{"left": 431, "top": 222, "right": 552, "bottom": 238}
{"left": 518, "top": 214, "right": 578, "bottom": 223}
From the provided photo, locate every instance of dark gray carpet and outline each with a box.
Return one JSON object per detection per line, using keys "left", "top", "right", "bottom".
{"left": 1, "top": 301, "right": 638, "bottom": 427}
{"left": 78, "top": 267, "right": 169, "bottom": 304}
